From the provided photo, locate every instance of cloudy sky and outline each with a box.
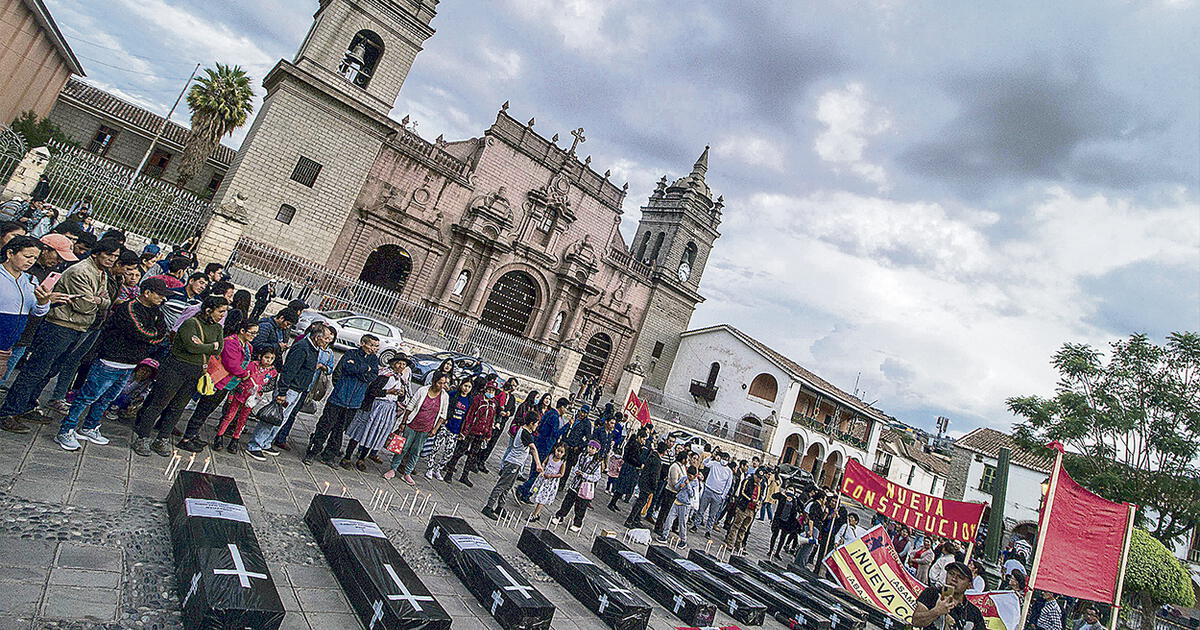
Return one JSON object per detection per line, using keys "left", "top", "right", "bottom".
{"left": 48, "top": 0, "right": 1199, "bottom": 435}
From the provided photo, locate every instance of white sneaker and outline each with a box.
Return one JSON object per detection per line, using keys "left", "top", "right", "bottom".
{"left": 569, "top": 525, "right": 581, "bottom": 532}
{"left": 424, "top": 469, "right": 435, "bottom": 480}
{"left": 55, "top": 430, "right": 81, "bottom": 451}
{"left": 550, "top": 517, "right": 562, "bottom": 526}
{"left": 76, "top": 427, "right": 110, "bottom": 445}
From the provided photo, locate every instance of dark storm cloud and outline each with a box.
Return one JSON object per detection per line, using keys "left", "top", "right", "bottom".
{"left": 899, "top": 57, "right": 1176, "bottom": 193}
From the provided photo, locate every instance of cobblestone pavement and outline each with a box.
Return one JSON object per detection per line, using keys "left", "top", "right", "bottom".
{"left": 0, "top": 404, "right": 794, "bottom": 630}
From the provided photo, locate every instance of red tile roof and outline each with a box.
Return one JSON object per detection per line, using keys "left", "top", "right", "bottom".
{"left": 59, "top": 78, "right": 237, "bottom": 166}
{"left": 954, "top": 427, "right": 1053, "bottom": 473}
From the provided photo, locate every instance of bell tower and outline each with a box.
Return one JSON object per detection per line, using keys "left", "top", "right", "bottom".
{"left": 203, "top": 0, "right": 438, "bottom": 265}
{"left": 629, "top": 147, "right": 724, "bottom": 388}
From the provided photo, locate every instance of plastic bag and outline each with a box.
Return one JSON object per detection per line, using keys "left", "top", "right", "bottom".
{"left": 254, "top": 399, "right": 285, "bottom": 426}
{"left": 310, "top": 372, "right": 331, "bottom": 402}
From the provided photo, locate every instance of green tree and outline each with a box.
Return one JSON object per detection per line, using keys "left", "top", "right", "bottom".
{"left": 1008, "top": 333, "right": 1200, "bottom": 546}
{"left": 9, "top": 111, "right": 77, "bottom": 149}
{"left": 176, "top": 64, "right": 253, "bottom": 188}
{"left": 1122, "top": 528, "right": 1194, "bottom": 630}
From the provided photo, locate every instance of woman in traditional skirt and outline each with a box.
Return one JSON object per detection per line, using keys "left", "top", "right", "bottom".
{"left": 341, "top": 355, "right": 409, "bottom": 471}
{"left": 424, "top": 378, "right": 473, "bottom": 479}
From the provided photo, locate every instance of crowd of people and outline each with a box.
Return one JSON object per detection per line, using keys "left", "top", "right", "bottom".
{"left": 0, "top": 206, "right": 1119, "bottom": 630}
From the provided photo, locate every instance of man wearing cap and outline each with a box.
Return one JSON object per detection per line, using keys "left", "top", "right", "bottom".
{"left": 55, "top": 278, "right": 169, "bottom": 451}
{"left": 0, "top": 234, "right": 78, "bottom": 390}
{"left": 911, "top": 561, "right": 987, "bottom": 630}
{"left": 443, "top": 378, "right": 500, "bottom": 487}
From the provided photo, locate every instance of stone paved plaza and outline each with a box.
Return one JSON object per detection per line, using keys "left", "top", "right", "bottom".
{"left": 0, "top": 404, "right": 795, "bottom": 630}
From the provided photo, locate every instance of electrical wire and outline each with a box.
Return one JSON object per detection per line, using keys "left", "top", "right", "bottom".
{"left": 73, "top": 53, "right": 195, "bottom": 83}
{"left": 61, "top": 27, "right": 200, "bottom": 67}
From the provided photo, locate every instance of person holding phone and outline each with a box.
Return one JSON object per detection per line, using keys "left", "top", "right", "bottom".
{"left": 911, "top": 562, "right": 987, "bottom": 630}
{"left": 0, "top": 237, "right": 69, "bottom": 433}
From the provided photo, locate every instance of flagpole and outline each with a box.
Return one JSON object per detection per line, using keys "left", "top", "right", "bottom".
{"left": 1108, "top": 503, "right": 1137, "bottom": 630}
{"left": 965, "top": 502, "right": 988, "bottom": 562}
{"left": 1018, "top": 448, "right": 1064, "bottom": 630}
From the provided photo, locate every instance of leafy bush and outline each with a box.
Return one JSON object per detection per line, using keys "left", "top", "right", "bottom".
{"left": 1123, "top": 527, "right": 1194, "bottom": 610}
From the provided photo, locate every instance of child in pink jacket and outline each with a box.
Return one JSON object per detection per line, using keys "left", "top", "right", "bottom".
{"left": 212, "top": 347, "right": 278, "bottom": 454}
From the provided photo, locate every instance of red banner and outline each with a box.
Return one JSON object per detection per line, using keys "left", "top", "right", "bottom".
{"left": 824, "top": 525, "right": 927, "bottom": 623}
{"left": 624, "top": 390, "right": 651, "bottom": 425}
{"left": 1031, "top": 451, "right": 1135, "bottom": 604}
{"left": 840, "top": 459, "right": 987, "bottom": 543}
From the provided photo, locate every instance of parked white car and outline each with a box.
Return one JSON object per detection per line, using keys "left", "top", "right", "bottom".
{"left": 292, "top": 310, "right": 406, "bottom": 361}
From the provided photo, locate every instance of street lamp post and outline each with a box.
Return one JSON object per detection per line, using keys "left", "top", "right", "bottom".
{"left": 983, "top": 447, "right": 1011, "bottom": 589}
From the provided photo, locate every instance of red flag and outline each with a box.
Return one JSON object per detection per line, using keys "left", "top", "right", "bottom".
{"left": 624, "top": 390, "right": 651, "bottom": 425}
{"left": 841, "top": 459, "right": 987, "bottom": 543}
{"left": 1031, "top": 459, "right": 1135, "bottom": 603}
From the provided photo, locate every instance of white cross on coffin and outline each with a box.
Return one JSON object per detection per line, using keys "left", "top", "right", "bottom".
{"left": 212, "top": 544, "right": 268, "bottom": 588}
{"left": 369, "top": 599, "right": 384, "bottom": 630}
{"left": 673, "top": 592, "right": 698, "bottom": 613}
{"left": 431, "top": 525, "right": 441, "bottom": 542}
{"left": 182, "top": 571, "right": 201, "bottom": 608}
{"left": 490, "top": 589, "right": 504, "bottom": 614}
{"left": 728, "top": 597, "right": 739, "bottom": 614}
{"left": 383, "top": 563, "right": 435, "bottom": 612}
{"left": 495, "top": 565, "right": 534, "bottom": 599}
{"left": 598, "top": 593, "right": 610, "bottom": 614}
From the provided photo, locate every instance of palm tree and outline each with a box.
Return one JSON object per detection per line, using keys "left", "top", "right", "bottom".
{"left": 176, "top": 64, "right": 254, "bottom": 189}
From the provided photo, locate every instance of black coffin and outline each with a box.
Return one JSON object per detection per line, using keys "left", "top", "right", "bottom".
{"left": 782, "top": 563, "right": 895, "bottom": 629}
{"left": 762, "top": 560, "right": 884, "bottom": 630}
{"left": 688, "top": 550, "right": 832, "bottom": 630}
{"left": 423, "top": 515, "right": 555, "bottom": 630}
{"left": 729, "top": 556, "right": 870, "bottom": 630}
{"left": 645, "top": 544, "right": 767, "bottom": 626}
{"left": 591, "top": 536, "right": 716, "bottom": 627}
{"left": 517, "top": 528, "right": 651, "bottom": 630}
{"left": 166, "top": 471, "right": 284, "bottom": 630}
{"left": 305, "top": 495, "right": 451, "bottom": 630}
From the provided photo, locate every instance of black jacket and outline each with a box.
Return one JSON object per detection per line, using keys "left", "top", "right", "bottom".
{"left": 96, "top": 299, "right": 167, "bottom": 365}
{"left": 278, "top": 336, "right": 320, "bottom": 393}
{"left": 639, "top": 450, "right": 662, "bottom": 487}
{"left": 622, "top": 440, "right": 644, "bottom": 469}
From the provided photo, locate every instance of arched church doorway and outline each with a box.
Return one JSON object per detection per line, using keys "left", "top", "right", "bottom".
{"left": 359, "top": 245, "right": 412, "bottom": 294}
{"left": 578, "top": 332, "right": 612, "bottom": 384}
{"left": 480, "top": 271, "right": 538, "bottom": 336}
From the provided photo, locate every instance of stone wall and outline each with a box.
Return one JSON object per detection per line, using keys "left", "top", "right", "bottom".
{"left": 944, "top": 445, "right": 973, "bottom": 501}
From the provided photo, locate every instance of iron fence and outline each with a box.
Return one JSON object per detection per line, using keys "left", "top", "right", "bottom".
{"left": 40, "top": 140, "right": 212, "bottom": 244}
{"left": 225, "top": 237, "right": 560, "bottom": 382}
{"left": 1125, "top": 609, "right": 1197, "bottom": 630}
{"left": 0, "top": 126, "right": 27, "bottom": 183}
{"left": 638, "top": 385, "right": 768, "bottom": 451}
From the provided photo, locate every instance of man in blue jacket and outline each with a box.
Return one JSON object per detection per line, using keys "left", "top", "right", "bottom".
{"left": 303, "top": 335, "right": 380, "bottom": 466}
{"left": 516, "top": 397, "right": 569, "bottom": 502}
{"left": 246, "top": 322, "right": 333, "bottom": 460}
{"left": 250, "top": 307, "right": 297, "bottom": 356}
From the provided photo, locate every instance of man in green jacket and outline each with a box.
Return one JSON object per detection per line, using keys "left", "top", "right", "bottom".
{"left": 0, "top": 240, "right": 118, "bottom": 431}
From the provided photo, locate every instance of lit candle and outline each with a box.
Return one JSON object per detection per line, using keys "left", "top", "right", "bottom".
{"left": 185, "top": 453, "right": 196, "bottom": 471}
{"left": 201, "top": 457, "right": 210, "bottom": 474}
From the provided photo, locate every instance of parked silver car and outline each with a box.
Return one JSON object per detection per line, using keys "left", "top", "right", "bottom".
{"left": 292, "top": 310, "right": 406, "bottom": 361}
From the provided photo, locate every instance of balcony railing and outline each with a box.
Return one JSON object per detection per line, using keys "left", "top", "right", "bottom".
{"left": 689, "top": 380, "right": 718, "bottom": 403}
{"left": 790, "top": 412, "right": 869, "bottom": 449}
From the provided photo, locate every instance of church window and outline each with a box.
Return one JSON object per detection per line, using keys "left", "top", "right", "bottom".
{"left": 276, "top": 204, "right": 296, "bottom": 225}
{"left": 651, "top": 341, "right": 664, "bottom": 359}
{"left": 451, "top": 270, "right": 470, "bottom": 296}
{"left": 290, "top": 156, "right": 323, "bottom": 187}
{"left": 538, "top": 210, "right": 555, "bottom": 232}
{"left": 339, "top": 30, "right": 385, "bottom": 89}
{"left": 748, "top": 373, "right": 778, "bottom": 402}
{"left": 650, "top": 232, "right": 665, "bottom": 262}
{"left": 635, "top": 232, "right": 651, "bottom": 259}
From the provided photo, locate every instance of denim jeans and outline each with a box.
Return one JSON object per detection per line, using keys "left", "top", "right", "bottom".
{"left": 248, "top": 389, "right": 301, "bottom": 451}
{"left": 388, "top": 427, "right": 429, "bottom": 474}
{"left": 272, "top": 390, "right": 307, "bottom": 445}
{"left": 692, "top": 488, "right": 725, "bottom": 532}
{"left": 0, "top": 323, "right": 82, "bottom": 417}
{"left": 59, "top": 363, "right": 132, "bottom": 434}
{"left": 0, "top": 345, "right": 27, "bottom": 387}
{"left": 664, "top": 503, "right": 691, "bottom": 544}
{"left": 517, "top": 458, "right": 542, "bottom": 499}
{"left": 758, "top": 501, "right": 774, "bottom": 521}
{"left": 50, "top": 328, "right": 100, "bottom": 400}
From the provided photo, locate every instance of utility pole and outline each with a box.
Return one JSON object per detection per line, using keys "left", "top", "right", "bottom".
{"left": 128, "top": 63, "right": 200, "bottom": 189}
{"left": 983, "top": 447, "right": 1011, "bottom": 587}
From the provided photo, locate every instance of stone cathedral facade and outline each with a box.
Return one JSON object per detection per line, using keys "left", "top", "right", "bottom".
{"left": 204, "top": 0, "right": 724, "bottom": 390}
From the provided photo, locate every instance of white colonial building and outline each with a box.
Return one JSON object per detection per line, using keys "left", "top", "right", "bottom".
{"left": 874, "top": 429, "right": 951, "bottom": 497}
{"left": 648, "top": 324, "right": 885, "bottom": 488}
{"left": 944, "top": 427, "right": 1053, "bottom": 540}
